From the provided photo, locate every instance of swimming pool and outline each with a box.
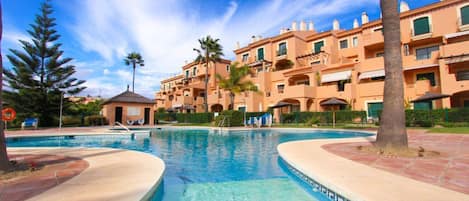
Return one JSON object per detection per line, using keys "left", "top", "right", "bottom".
{"left": 7, "top": 128, "right": 371, "bottom": 201}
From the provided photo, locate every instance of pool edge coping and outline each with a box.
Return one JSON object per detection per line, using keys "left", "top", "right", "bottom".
{"left": 7, "top": 147, "right": 165, "bottom": 201}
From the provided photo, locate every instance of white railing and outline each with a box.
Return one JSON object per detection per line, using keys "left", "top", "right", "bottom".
{"left": 114, "top": 121, "right": 130, "bottom": 132}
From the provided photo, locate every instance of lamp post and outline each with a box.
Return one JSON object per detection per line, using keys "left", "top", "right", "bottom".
{"left": 59, "top": 91, "right": 63, "bottom": 131}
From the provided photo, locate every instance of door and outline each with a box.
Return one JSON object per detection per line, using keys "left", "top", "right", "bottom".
{"left": 144, "top": 108, "right": 151, "bottom": 125}
{"left": 115, "top": 107, "right": 123, "bottom": 123}
{"left": 367, "top": 102, "right": 383, "bottom": 119}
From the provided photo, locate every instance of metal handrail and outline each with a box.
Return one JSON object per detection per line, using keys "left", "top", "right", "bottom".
{"left": 114, "top": 122, "right": 130, "bottom": 132}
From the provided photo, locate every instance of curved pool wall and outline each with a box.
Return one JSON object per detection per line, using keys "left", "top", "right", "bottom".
{"left": 7, "top": 128, "right": 372, "bottom": 201}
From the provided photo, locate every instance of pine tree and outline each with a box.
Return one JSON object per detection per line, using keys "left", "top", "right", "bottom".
{"left": 3, "top": 1, "right": 86, "bottom": 127}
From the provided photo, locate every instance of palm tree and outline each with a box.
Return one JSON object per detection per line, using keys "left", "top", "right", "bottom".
{"left": 193, "top": 36, "right": 224, "bottom": 112}
{"left": 216, "top": 62, "right": 258, "bottom": 110}
{"left": 0, "top": 0, "right": 11, "bottom": 171}
{"left": 376, "top": 0, "right": 408, "bottom": 149}
{"left": 124, "top": 52, "right": 144, "bottom": 92}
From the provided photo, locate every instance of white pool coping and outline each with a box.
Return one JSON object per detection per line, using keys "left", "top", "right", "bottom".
{"left": 8, "top": 147, "right": 165, "bottom": 201}
{"left": 277, "top": 137, "right": 469, "bottom": 201}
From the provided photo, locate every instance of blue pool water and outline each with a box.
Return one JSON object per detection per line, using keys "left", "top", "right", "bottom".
{"left": 7, "top": 128, "right": 371, "bottom": 201}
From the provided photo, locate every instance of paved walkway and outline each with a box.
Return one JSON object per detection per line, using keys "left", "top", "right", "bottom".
{"left": 278, "top": 135, "right": 469, "bottom": 201}
{"left": 0, "top": 154, "right": 88, "bottom": 201}
{"left": 323, "top": 130, "right": 469, "bottom": 194}
{"left": 6, "top": 148, "right": 165, "bottom": 201}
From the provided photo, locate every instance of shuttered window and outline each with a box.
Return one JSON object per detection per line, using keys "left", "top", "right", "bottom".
{"left": 367, "top": 102, "right": 383, "bottom": 119}
{"left": 462, "top": 6, "right": 469, "bottom": 25}
{"left": 314, "top": 41, "right": 324, "bottom": 53}
{"left": 257, "top": 48, "right": 264, "bottom": 61}
{"left": 414, "top": 101, "right": 432, "bottom": 110}
{"left": 413, "top": 17, "right": 430, "bottom": 36}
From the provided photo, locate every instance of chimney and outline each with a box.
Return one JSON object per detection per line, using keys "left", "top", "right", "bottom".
{"left": 308, "top": 21, "right": 315, "bottom": 31}
{"left": 353, "top": 19, "right": 359, "bottom": 28}
{"left": 257, "top": 35, "right": 262, "bottom": 40}
{"left": 400, "top": 1, "right": 410, "bottom": 12}
{"left": 291, "top": 21, "right": 297, "bottom": 31}
{"left": 280, "top": 28, "right": 284, "bottom": 34}
{"left": 251, "top": 35, "right": 256, "bottom": 43}
{"left": 300, "top": 20, "right": 306, "bottom": 31}
{"left": 333, "top": 19, "right": 340, "bottom": 31}
{"left": 235, "top": 41, "right": 240, "bottom": 49}
{"left": 361, "top": 12, "right": 369, "bottom": 24}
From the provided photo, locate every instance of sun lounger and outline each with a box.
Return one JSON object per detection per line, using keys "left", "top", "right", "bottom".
{"left": 137, "top": 119, "right": 145, "bottom": 125}
{"left": 126, "top": 120, "right": 134, "bottom": 125}
{"left": 21, "top": 118, "right": 38, "bottom": 130}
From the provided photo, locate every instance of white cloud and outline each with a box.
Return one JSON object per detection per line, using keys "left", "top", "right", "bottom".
{"left": 65, "top": 0, "right": 380, "bottom": 98}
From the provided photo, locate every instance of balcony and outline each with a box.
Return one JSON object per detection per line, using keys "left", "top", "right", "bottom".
{"left": 174, "top": 96, "right": 194, "bottom": 106}
{"left": 339, "top": 47, "right": 359, "bottom": 58}
{"left": 361, "top": 57, "right": 384, "bottom": 72}
{"left": 402, "top": 51, "right": 439, "bottom": 70}
{"left": 362, "top": 31, "right": 384, "bottom": 47}
{"left": 316, "top": 83, "right": 352, "bottom": 99}
{"left": 441, "top": 40, "right": 469, "bottom": 58}
{"left": 358, "top": 81, "right": 384, "bottom": 97}
{"left": 271, "top": 84, "right": 315, "bottom": 99}
{"left": 406, "top": 80, "right": 440, "bottom": 96}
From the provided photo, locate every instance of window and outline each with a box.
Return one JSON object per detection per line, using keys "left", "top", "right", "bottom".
{"left": 416, "top": 45, "right": 438, "bottom": 60}
{"left": 376, "top": 52, "right": 384, "bottom": 57}
{"left": 226, "top": 65, "right": 230, "bottom": 72}
{"left": 311, "top": 61, "right": 321, "bottom": 65}
{"left": 403, "top": 44, "right": 410, "bottom": 56}
{"left": 461, "top": 5, "right": 469, "bottom": 25}
{"left": 277, "top": 84, "right": 285, "bottom": 94}
{"left": 456, "top": 70, "right": 469, "bottom": 81}
{"left": 337, "top": 80, "right": 349, "bottom": 91}
{"left": 371, "top": 76, "right": 385, "bottom": 81}
{"left": 313, "top": 41, "right": 324, "bottom": 53}
{"left": 257, "top": 48, "right": 264, "bottom": 61}
{"left": 278, "top": 42, "right": 287, "bottom": 56}
{"left": 238, "top": 106, "right": 246, "bottom": 112}
{"left": 242, "top": 53, "right": 249, "bottom": 62}
{"left": 127, "top": 107, "right": 141, "bottom": 116}
{"left": 296, "top": 80, "right": 310, "bottom": 85}
{"left": 416, "top": 72, "right": 436, "bottom": 86}
{"left": 352, "top": 37, "right": 358, "bottom": 47}
{"left": 413, "top": 16, "right": 430, "bottom": 36}
{"left": 193, "top": 67, "right": 197, "bottom": 76}
{"left": 339, "top": 39, "right": 348, "bottom": 49}
{"left": 367, "top": 102, "right": 383, "bottom": 119}
{"left": 185, "top": 70, "right": 189, "bottom": 78}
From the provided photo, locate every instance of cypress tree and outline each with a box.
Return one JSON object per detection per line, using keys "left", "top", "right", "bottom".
{"left": 3, "top": 1, "right": 86, "bottom": 127}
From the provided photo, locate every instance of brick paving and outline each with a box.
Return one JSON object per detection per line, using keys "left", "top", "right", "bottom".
{"left": 0, "top": 154, "right": 89, "bottom": 201}
{"left": 323, "top": 130, "right": 469, "bottom": 194}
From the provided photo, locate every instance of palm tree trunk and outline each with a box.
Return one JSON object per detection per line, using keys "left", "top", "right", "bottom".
{"left": 376, "top": 0, "right": 408, "bottom": 149}
{"left": 0, "top": 1, "right": 11, "bottom": 171}
{"left": 230, "top": 93, "right": 235, "bottom": 110}
{"left": 132, "top": 62, "right": 136, "bottom": 92}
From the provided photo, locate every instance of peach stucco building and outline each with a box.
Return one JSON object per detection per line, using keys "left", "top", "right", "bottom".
{"left": 102, "top": 90, "right": 155, "bottom": 126}
{"left": 155, "top": 0, "right": 469, "bottom": 120}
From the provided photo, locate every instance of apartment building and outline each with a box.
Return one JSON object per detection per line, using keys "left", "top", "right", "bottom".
{"left": 155, "top": 59, "right": 232, "bottom": 113}
{"left": 155, "top": 0, "right": 469, "bottom": 120}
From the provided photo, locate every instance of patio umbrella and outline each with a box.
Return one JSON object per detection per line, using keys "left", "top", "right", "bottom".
{"left": 411, "top": 92, "right": 450, "bottom": 103}
{"left": 269, "top": 102, "right": 292, "bottom": 123}
{"left": 183, "top": 105, "right": 195, "bottom": 110}
{"left": 166, "top": 108, "right": 175, "bottom": 113}
{"left": 320, "top": 97, "right": 348, "bottom": 128}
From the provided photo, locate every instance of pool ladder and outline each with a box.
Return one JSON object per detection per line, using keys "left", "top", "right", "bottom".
{"left": 114, "top": 122, "right": 131, "bottom": 132}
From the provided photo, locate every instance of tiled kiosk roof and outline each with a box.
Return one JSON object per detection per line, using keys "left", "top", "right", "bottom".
{"left": 103, "top": 90, "right": 155, "bottom": 104}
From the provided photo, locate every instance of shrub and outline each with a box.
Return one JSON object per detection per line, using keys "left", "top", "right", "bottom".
{"left": 175, "top": 113, "right": 213, "bottom": 123}
{"left": 85, "top": 115, "right": 107, "bottom": 126}
{"left": 281, "top": 111, "right": 365, "bottom": 124}
{"left": 214, "top": 110, "right": 244, "bottom": 127}
{"left": 62, "top": 116, "right": 82, "bottom": 126}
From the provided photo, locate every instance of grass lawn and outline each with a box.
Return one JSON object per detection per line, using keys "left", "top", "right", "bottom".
{"left": 428, "top": 127, "right": 469, "bottom": 134}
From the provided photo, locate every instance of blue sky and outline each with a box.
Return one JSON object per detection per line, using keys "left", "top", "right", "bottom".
{"left": 2, "top": 0, "right": 439, "bottom": 98}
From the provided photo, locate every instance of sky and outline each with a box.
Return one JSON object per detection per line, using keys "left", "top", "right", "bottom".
{"left": 2, "top": 0, "right": 439, "bottom": 99}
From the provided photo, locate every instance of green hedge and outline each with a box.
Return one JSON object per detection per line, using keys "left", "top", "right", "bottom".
{"left": 85, "top": 115, "right": 107, "bottom": 126}
{"left": 215, "top": 110, "right": 244, "bottom": 127}
{"left": 281, "top": 111, "right": 366, "bottom": 124}
{"left": 155, "top": 112, "right": 176, "bottom": 122}
{"left": 175, "top": 113, "right": 214, "bottom": 123}
{"left": 404, "top": 108, "right": 469, "bottom": 127}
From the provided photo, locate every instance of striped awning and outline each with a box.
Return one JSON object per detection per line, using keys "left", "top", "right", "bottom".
{"left": 358, "top": 69, "right": 385, "bottom": 80}
{"left": 321, "top": 70, "right": 352, "bottom": 83}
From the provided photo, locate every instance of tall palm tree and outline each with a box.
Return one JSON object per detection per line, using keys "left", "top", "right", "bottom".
{"left": 193, "top": 36, "right": 224, "bottom": 113}
{"left": 124, "top": 52, "right": 144, "bottom": 92}
{"left": 0, "top": 0, "right": 11, "bottom": 171}
{"left": 376, "top": 0, "right": 408, "bottom": 149}
{"left": 216, "top": 62, "right": 258, "bottom": 110}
